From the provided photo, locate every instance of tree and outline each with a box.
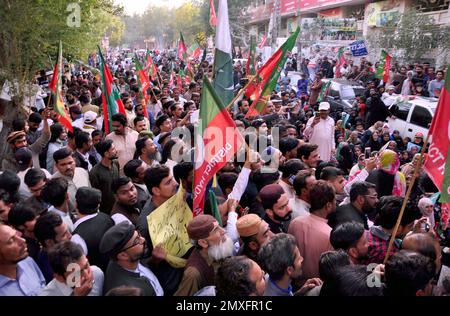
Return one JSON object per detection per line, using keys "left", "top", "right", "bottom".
{"left": 0, "top": 0, "right": 123, "bottom": 166}
{"left": 367, "top": 8, "right": 450, "bottom": 64}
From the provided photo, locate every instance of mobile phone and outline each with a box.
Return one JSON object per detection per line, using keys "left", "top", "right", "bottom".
{"left": 364, "top": 147, "right": 371, "bottom": 159}
{"left": 315, "top": 112, "right": 320, "bottom": 118}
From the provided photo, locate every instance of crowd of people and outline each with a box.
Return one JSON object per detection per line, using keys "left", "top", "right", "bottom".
{"left": 0, "top": 46, "right": 448, "bottom": 297}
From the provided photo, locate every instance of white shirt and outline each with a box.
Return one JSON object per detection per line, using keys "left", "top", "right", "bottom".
{"left": 228, "top": 167, "right": 251, "bottom": 201}
{"left": 111, "top": 213, "right": 132, "bottom": 226}
{"left": 39, "top": 265, "right": 104, "bottom": 296}
{"left": 304, "top": 116, "right": 335, "bottom": 162}
{"left": 76, "top": 150, "right": 93, "bottom": 171}
{"left": 52, "top": 168, "right": 91, "bottom": 206}
{"left": 289, "top": 197, "right": 310, "bottom": 219}
{"left": 71, "top": 213, "right": 99, "bottom": 255}
{"left": 127, "top": 263, "right": 164, "bottom": 296}
{"left": 48, "top": 206, "right": 74, "bottom": 233}
{"left": 17, "top": 167, "right": 51, "bottom": 200}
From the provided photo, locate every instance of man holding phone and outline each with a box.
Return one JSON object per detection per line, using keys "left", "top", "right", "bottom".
{"left": 303, "top": 102, "right": 335, "bottom": 163}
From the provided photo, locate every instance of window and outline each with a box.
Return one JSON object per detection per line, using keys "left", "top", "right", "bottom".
{"left": 329, "top": 88, "right": 340, "bottom": 98}
{"left": 410, "top": 105, "right": 432, "bottom": 128}
{"left": 390, "top": 101, "right": 411, "bottom": 121}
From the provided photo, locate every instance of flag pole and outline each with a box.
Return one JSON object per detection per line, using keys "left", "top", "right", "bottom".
{"left": 225, "top": 73, "right": 259, "bottom": 110}
{"left": 383, "top": 134, "right": 431, "bottom": 264}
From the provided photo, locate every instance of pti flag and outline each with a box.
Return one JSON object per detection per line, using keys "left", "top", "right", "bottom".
{"left": 317, "top": 81, "right": 332, "bottom": 103}
{"left": 193, "top": 76, "right": 244, "bottom": 216}
{"left": 134, "top": 54, "right": 150, "bottom": 118}
{"left": 98, "top": 46, "right": 126, "bottom": 134}
{"left": 423, "top": 65, "right": 450, "bottom": 202}
{"left": 376, "top": 50, "right": 392, "bottom": 83}
{"left": 244, "top": 27, "right": 300, "bottom": 118}
{"left": 178, "top": 32, "right": 188, "bottom": 62}
{"left": 49, "top": 41, "right": 73, "bottom": 132}
{"left": 334, "top": 47, "right": 346, "bottom": 78}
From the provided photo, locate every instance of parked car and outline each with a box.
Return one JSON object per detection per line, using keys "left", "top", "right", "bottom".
{"left": 385, "top": 95, "right": 438, "bottom": 139}
{"left": 322, "top": 78, "right": 366, "bottom": 114}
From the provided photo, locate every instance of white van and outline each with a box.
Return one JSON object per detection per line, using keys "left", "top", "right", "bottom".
{"left": 385, "top": 96, "right": 438, "bottom": 139}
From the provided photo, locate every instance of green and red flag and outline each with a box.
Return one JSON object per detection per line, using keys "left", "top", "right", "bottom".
{"left": 317, "top": 81, "right": 332, "bottom": 103}
{"left": 98, "top": 46, "right": 126, "bottom": 134}
{"left": 188, "top": 42, "right": 202, "bottom": 60}
{"left": 193, "top": 76, "right": 244, "bottom": 216}
{"left": 134, "top": 54, "right": 150, "bottom": 118}
{"left": 145, "top": 50, "right": 158, "bottom": 81}
{"left": 49, "top": 41, "right": 73, "bottom": 132}
{"left": 178, "top": 32, "right": 188, "bottom": 62}
{"left": 245, "top": 27, "right": 300, "bottom": 118}
{"left": 376, "top": 50, "right": 392, "bottom": 83}
{"left": 424, "top": 65, "right": 450, "bottom": 203}
{"left": 245, "top": 35, "right": 257, "bottom": 77}
{"left": 334, "top": 47, "right": 346, "bottom": 78}
{"left": 258, "top": 34, "right": 267, "bottom": 49}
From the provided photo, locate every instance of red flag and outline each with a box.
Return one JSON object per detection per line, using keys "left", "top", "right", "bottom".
{"left": 209, "top": 0, "right": 217, "bottom": 28}
{"left": 176, "top": 74, "right": 182, "bottom": 88}
{"left": 423, "top": 65, "right": 450, "bottom": 194}
{"left": 258, "top": 34, "right": 267, "bottom": 49}
{"left": 194, "top": 76, "right": 243, "bottom": 215}
{"left": 169, "top": 72, "right": 174, "bottom": 88}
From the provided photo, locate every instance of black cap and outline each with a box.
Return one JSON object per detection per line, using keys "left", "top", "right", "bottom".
{"left": 100, "top": 222, "right": 135, "bottom": 258}
{"left": 14, "top": 147, "right": 32, "bottom": 166}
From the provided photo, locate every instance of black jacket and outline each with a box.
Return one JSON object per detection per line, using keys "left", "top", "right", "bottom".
{"left": 328, "top": 203, "right": 369, "bottom": 230}
{"left": 73, "top": 150, "right": 98, "bottom": 171}
{"left": 103, "top": 260, "right": 156, "bottom": 296}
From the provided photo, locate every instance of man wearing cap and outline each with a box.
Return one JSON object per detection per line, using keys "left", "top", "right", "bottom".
{"left": 236, "top": 214, "right": 273, "bottom": 265}
{"left": 304, "top": 102, "right": 335, "bottom": 162}
{"left": 3, "top": 108, "right": 51, "bottom": 173}
{"left": 382, "top": 85, "right": 397, "bottom": 106}
{"left": 259, "top": 184, "right": 293, "bottom": 234}
{"left": 407, "top": 132, "right": 424, "bottom": 151}
{"left": 174, "top": 215, "right": 235, "bottom": 296}
{"left": 80, "top": 111, "right": 98, "bottom": 135}
{"left": 100, "top": 222, "right": 163, "bottom": 296}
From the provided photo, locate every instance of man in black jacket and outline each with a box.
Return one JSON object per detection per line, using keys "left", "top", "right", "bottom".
{"left": 73, "top": 131, "right": 98, "bottom": 171}
{"left": 100, "top": 222, "right": 164, "bottom": 296}
{"left": 328, "top": 181, "right": 378, "bottom": 230}
{"left": 71, "top": 187, "right": 114, "bottom": 271}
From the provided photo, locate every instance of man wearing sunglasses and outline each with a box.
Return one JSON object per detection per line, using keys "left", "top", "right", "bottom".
{"left": 100, "top": 222, "right": 163, "bottom": 296}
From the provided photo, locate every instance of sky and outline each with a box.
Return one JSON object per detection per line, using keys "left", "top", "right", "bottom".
{"left": 115, "top": 0, "right": 189, "bottom": 15}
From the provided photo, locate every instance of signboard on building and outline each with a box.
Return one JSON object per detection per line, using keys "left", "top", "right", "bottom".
{"left": 366, "top": 0, "right": 401, "bottom": 27}
{"left": 300, "top": 18, "right": 357, "bottom": 42}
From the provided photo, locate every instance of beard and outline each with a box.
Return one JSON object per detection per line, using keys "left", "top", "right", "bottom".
{"left": 148, "top": 151, "right": 161, "bottom": 162}
{"left": 208, "top": 235, "right": 235, "bottom": 262}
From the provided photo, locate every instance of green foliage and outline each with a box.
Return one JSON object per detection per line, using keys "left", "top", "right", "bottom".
{"left": 120, "top": 0, "right": 253, "bottom": 49}
{"left": 367, "top": 8, "right": 450, "bottom": 63}
{"left": 0, "top": 0, "right": 124, "bottom": 88}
